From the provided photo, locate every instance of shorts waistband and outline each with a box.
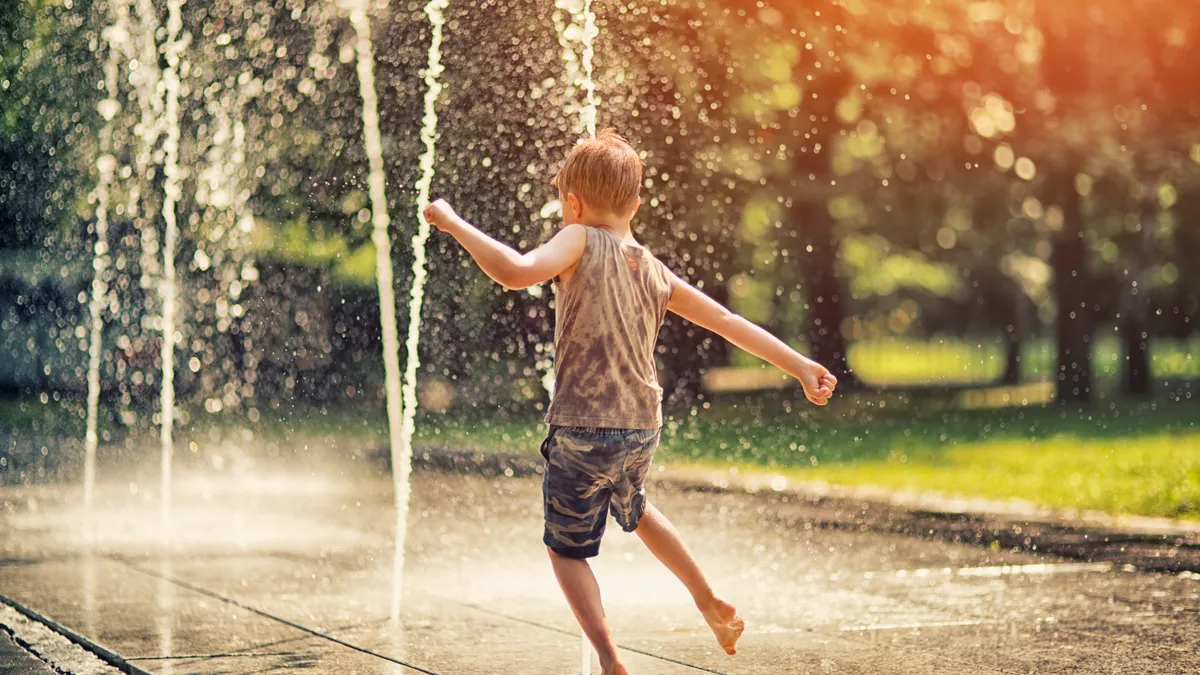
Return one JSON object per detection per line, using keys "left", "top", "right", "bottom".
{"left": 549, "top": 425, "right": 660, "bottom": 437}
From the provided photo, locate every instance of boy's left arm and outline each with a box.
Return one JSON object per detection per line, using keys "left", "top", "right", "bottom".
{"left": 423, "top": 199, "right": 586, "bottom": 290}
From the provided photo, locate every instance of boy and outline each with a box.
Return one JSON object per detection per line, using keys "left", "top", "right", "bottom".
{"left": 424, "top": 129, "right": 836, "bottom": 675}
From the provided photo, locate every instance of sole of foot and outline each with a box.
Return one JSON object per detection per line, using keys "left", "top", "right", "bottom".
{"left": 701, "top": 597, "right": 745, "bottom": 655}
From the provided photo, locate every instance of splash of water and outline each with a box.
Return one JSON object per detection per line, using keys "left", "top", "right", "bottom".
{"left": 159, "top": 0, "right": 186, "bottom": 537}
{"left": 392, "top": 0, "right": 450, "bottom": 620}
{"left": 83, "top": 8, "right": 127, "bottom": 509}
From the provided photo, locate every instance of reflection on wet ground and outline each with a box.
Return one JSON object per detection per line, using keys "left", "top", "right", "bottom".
{"left": 2, "top": 468, "right": 1198, "bottom": 674}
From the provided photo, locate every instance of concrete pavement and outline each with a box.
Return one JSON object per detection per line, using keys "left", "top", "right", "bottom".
{"left": 1, "top": 464, "right": 1198, "bottom": 674}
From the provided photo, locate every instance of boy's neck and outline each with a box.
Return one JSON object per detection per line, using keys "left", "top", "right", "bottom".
{"left": 579, "top": 215, "right": 633, "bottom": 240}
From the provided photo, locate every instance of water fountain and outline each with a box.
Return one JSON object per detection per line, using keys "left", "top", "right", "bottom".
{"left": 578, "top": 0, "right": 599, "bottom": 138}
{"left": 345, "top": 0, "right": 448, "bottom": 619}
{"left": 129, "top": 0, "right": 164, "bottom": 320}
{"left": 73, "top": 0, "right": 597, "bottom": 643}
{"left": 393, "top": 0, "right": 449, "bottom": 619}
{"left": 344, "top": 0, "right": 407, "bottom": 618}
{"left": 554, "top": 0, "right": 599, "bottom": 138}
{"left": 158, "top": 0, "right": 186, "bottom": 538}
{"left": 83, "top": 0, "right": 165, "bottom": 515}
{"left": 83, "top": 3, "right": 128, "bottom": 509}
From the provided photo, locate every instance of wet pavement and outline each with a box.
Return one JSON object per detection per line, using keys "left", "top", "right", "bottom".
{"left": 1, "top": 464, "right": 1198, "bottom": 674}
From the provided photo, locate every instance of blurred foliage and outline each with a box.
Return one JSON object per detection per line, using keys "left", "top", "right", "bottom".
{"left": 0, "top": 0, "right": 98, "bottom": 248}
{"left": 0, "top": 0, "right": 1197, "bottom": 421}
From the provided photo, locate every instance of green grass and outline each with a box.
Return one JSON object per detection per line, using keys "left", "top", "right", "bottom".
{"left": 656, "top": 397, "right": 1200, "bottom": 519}
{"left": 799, "top": 433, "right": 1200, "bottom": 519}
{"left": 844, "top": 335, "right": 1199, "bottom": 387}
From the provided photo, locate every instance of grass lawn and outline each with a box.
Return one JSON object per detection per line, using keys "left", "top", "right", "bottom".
{"left": 839, "top": 335, "right": 1198, "bottom": 387}
{"left": 665, "top": 398, "right": 1200, "bottom": 520}
{"left": 4, "top": 391, "right": 1198, "bottom": 521}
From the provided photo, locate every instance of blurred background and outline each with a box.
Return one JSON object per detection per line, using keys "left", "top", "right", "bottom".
{"left": 1, "top": 0, "right": 1197, "bottom": 519}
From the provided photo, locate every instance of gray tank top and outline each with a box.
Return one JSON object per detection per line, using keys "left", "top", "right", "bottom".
{"left": 544, "top": 226, "right": 679, "bottom": 430}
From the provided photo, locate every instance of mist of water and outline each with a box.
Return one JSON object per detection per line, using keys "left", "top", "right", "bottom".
{"left": 158, "top": 0, "right": 186, "bottom": 537}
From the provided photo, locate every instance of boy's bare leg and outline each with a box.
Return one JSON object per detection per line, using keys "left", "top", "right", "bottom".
{"left": 634, "top": 504, "right": 744, "bottom": 655}
{"left": 547, "top": 548, "right": 629, "bottom": 675}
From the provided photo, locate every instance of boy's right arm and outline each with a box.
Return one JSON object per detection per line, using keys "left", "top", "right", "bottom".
{"left": 667, "top": 280, "right": 837, "bottom": 406}
{"left": 424, "top": 199, "right": 586, "bottom": 290}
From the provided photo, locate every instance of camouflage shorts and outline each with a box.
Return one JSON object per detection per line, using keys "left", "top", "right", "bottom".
{"left": 541, "top": 425, "right": 661, "bottom": 559}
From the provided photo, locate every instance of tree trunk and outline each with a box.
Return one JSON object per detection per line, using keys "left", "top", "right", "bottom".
{"left": 1002, "top": 282, "right": 1026, "bottom": 385}
{"left": 1122, "top": 200, "right": 1154, "bottom": 396}
{"left": 1050, "top": 174, "right": 1092, "bottom": 403}
{"left": 1172, "top": 190, "right": 1199, "bottom": 338}
{"left": 1003, "top": 330, "right": 1022, "bottom": 386}
{"left": 790, "top": 200, "right": 857, "bottom": 388}
{"left": 1123, "top": 317, "right": 1150, "bottom": 395}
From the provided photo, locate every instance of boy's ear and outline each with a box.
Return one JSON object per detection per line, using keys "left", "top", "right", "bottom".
{"left": 566, "top": 192, "right": 584, "bottom": 218}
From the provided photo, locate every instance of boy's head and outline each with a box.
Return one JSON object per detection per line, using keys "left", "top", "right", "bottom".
{"left": 552, "top": 129, "right": 642, "bottom": 222}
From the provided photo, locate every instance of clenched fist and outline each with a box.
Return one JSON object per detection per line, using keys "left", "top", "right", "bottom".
{"left": 423, "top": 198, "right": 460, "bottom": 232}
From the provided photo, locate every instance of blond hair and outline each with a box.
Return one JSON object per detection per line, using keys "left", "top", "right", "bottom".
{"left": 551, "top": 129, "right": 642, "bottom": 216}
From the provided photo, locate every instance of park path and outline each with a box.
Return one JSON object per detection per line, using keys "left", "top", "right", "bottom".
{"left": 1, "top": 468, "right": 1198, "bottom": 674}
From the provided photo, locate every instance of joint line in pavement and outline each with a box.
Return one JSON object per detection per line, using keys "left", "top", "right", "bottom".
{"left": 463, "top": 602, "right": 732, "bottom": 675}
{"left": 108, "top": 555, "right": 441, "bottom": 675}
{"left": 126, "top": 650, "right": 301, "bottom": 660}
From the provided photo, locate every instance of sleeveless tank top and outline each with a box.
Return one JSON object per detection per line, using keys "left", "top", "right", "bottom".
{"left": 543, "top": 226, "right": 679, "bottom": 429}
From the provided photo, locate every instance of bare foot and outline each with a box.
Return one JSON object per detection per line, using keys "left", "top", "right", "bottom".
{"left": 699, "top": 597, "right": 745, "bottom": 655}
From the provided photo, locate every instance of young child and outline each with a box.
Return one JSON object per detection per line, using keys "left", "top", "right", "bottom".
{"left": 423, "top": 129, "right": 837, "bottom": 675}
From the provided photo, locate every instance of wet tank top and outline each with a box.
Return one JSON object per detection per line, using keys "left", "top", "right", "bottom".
{"left": 544, "top": 226, "right": 679, "bottom": 430}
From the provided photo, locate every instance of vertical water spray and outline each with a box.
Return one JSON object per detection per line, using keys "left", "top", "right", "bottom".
{"left": 159, "top": 0, "right": 186, "bottom": 537}
{"left": 344, "top": 0, "right": 408, "bottom": 619}
{"left": 394, "top": 0, "right": 449, "bottom": 620}
{"left": 553, "top": 0, "right": 599, "bottom": 138}
{"left": 579, "top": 0, "right": 598, "bottom": 137}
{"left": 131, "top": 0, "right": 164, "bottom": 306}
{"left": 84, "top": 6, "right": 128, "bottom": 508}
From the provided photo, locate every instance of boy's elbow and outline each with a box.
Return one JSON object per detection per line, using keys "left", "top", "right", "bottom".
{"left": 714, "top": 306, "right": 740, "bottom": 334}
{"left": 497, "top": 258, "right": 537, "bottom": 290}
{"left": 495, "top": 271, "right": 530, "bottom": 290}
